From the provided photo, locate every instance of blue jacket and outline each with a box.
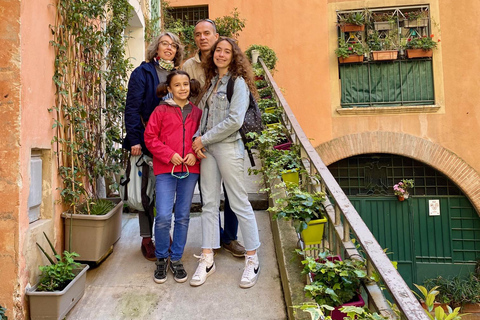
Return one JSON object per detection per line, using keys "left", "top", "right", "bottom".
{"left": 123, "top": 61, "right": 169, "bottom": 154}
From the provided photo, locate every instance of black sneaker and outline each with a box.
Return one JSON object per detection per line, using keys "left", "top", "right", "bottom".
{"left": 170, "top": 259, "right": 188, "bottom": 283}
{"left": 154, "top": 258, "right": 168, "bottom": 284}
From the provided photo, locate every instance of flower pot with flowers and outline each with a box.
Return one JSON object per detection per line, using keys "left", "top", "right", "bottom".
{"left": 338, "top": 12, "right": 366, "bottom": 32}
{"left": 372, "top": 11, "right": 397, "bottom": 31}
{"left": 367, "top": 30, "right": 399, "bottom": 61}
{"left": 393, "top": 179, "right": 414, "bottom": 201}
{"left": 405, "top": 34, "right": 439, "bottom": 58}
{"left": 402, "top": 10, "right": 429, "bottom": 28}
{"left": 335, "top": 38, "right": 366, "bottom": 64}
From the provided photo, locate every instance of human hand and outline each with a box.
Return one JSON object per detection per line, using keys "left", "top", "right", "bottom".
{"left": 196, "top": 148, "right": 207, "bottom": 159}
{"left": 184, "top": 153, "right": 196, "bottom": 166}
{"left": 192, "top": 137, "right": 204, "bottom": 153}
{"left": 131, "top": 144, "right": 142, "bottom": 156}
{"left": 170, "top": 153, "right": 183, "bottom": 165}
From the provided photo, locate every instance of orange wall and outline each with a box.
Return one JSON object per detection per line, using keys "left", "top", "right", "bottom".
{"left": 169, "top": 0, "right": 480, "bottom": 175}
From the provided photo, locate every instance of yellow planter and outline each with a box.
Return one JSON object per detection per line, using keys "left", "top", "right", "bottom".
{"left": 301, "top": 217, "right": 328, "bottom": 245}
{"left": 264, "top": 107, "right": 276, "bottom": 114}
{"left": 281, "top": 170, "right": 299, "bottom": 186}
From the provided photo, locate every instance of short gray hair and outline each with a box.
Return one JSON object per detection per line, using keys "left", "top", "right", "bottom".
{"left": 146, "top": 32, "right": 184, "bottom": 67}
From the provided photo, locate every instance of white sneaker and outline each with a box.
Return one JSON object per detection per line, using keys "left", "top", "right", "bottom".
{"left": 189, "top": 252, "right": 215, "bottom": 287}
{"left": 239, "top": 253, "right": 260, "bottom": 288}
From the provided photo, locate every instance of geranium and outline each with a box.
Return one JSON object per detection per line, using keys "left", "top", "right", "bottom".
{"left": 393, "top": 179, "right": 414, "bottom": 196}
{"left": 335, "top": 38, "right": 366, "bottom": 58}
{"left": 405, "top": 34, "right": 439, "bottom": 51}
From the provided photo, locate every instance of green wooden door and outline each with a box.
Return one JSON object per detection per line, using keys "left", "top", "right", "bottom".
{"left": 351, "top": 196, "right": 480, "bottom": 288}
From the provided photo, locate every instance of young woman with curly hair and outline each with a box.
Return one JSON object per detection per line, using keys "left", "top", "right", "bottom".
{"left": 190, "top": 37, "right": 261, "bottom": 289}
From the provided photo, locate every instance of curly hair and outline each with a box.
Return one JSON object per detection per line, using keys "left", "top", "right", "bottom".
{"left": 202, "top": 37, "right": 258, "bottom": 99}
{"left": 146, "top": 32, "right": 184, "bottom": 67}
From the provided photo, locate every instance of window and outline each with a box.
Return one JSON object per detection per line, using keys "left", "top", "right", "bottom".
{"left": 168, "top": 5, "right": 209, "bottom": 26}
{"left": 336, "top": 5, "right": 437, "bottom": 108}
{"left": 28, "top": 151, "right": 43, "bottom": 223}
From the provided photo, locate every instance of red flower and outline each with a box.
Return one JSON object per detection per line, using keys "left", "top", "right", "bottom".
{"left": 407, "top": 38, "right": 412, "bottom": 42}
{"left": 348, "top": 47, "right": 353, "bottom": 50}
{"left": 430, "top": 34, "right": 434, "bottom": 38}
{"left": 438, "top": 39, "right": 441, "bottom": 42}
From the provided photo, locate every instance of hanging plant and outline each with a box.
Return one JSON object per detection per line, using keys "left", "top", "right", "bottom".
{"left": 49, "top": 0, "right": 132, "bottom": 214}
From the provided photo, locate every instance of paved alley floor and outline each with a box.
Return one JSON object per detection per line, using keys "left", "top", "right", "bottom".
{"left": 66, "top": 210, "right": 287, "bottom": 320}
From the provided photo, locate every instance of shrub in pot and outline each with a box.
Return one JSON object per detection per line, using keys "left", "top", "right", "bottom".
{"left": 245, "top": 44, "right": 278, "bottom": 70}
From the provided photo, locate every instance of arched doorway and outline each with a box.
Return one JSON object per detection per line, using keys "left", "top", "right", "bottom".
{"left": 328, "top": 154, "right": 480, "bottom": 288}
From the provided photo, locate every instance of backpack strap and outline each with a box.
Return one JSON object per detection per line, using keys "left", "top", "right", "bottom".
{"left": 226, "top": 77, "right": 235, "bottom": 103}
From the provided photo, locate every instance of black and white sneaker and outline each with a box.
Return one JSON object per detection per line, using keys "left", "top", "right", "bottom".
{"left": 239, "top": 253, "right": 259, "bottom": 288}
{"left": 170, "top": 259, "right": 188, "bottom": 283}
{"left": 189, "top": 252, "right": 215, "bottom": 287}
{"left": 154, "top": 258, "right": 168, "bottom": 284}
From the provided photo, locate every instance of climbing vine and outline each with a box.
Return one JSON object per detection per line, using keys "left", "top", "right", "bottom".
{"left": 49, "top": 0, "right": 132, "bottom": 213}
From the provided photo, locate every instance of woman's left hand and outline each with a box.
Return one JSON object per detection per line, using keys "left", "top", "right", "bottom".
{"left": 192, "top": 136, "right": 204, "bottom": 153}
{"left": 184, "top": 153, "right": 196, "bottom": 166}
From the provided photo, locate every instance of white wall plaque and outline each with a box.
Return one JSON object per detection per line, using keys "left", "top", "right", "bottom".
{"left": 429, "top": 200, "right": 440, "bottom": 216}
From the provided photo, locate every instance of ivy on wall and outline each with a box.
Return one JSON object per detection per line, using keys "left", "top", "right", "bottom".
{"left": 49, "top": 0, "right": 132, "bottom": 213}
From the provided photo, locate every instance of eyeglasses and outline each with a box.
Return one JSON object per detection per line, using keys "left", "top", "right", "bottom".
{"left": 159, "top": 40, "right": 179, "bottom": 50}
{"left": 171, "top": 165, "right": 189, "bottom": 179}
{"left": 195, "top": 18, "right": 217, "bottom": 31}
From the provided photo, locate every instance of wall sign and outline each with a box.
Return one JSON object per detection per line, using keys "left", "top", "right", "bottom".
{"left": 429, "top": 200, "right": 440, "bottom": 216}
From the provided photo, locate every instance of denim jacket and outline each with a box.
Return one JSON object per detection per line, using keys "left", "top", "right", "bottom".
{"left": 197, "top": 73, "right": 249, "bottom": 146}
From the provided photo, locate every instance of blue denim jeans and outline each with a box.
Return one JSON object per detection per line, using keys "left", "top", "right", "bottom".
{"left": 154, "top": 172, "right": 199, "bottom": 261}
{"left": 220, "top": 185, "right": 239, "bottom": 244}
{"left": 200, "top": 140, "right": 260, "bottom": 251}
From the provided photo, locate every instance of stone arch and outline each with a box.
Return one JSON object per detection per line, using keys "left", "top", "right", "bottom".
{"left": 315, "top": 132, "right": 480, "bottom": 213}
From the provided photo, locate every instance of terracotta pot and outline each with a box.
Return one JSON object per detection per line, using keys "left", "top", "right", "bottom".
{"left": 338, "top": 54, "right": 364, "bottom": 64}
{"left": 406, "top": 49, "right": 433, "bottom": 58}
{"left": 398, "top": 195, "right": 405, "bottom": 201}
{"left": 461, "top": 303, "right": 480, "bottom": 313}
{"left": 371, "top": 50, "right": 398, "bottom": 61}
{"left": 340, "top": 23, "right": 365, "bottom": 32}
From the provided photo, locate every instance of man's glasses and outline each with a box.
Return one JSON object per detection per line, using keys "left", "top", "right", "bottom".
{"left": 195, "top": 18, "right": 217, "bottom": 31}
{"left": 171, "top": 165, "right": 189, "bottom": 179}
{"left": 159, "top": 40, "right": 179, "bottom": 50}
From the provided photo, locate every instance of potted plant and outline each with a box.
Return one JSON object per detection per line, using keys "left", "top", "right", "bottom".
{"left": 393, "top": 179, "right": 414, "bottom": 201}
{"left": 262, "top": 110, "right": 282, "bottom": 127}
{"left": 269, "top": 185, "right": 327, "bottom": 244}
{"left": 258, "top": 97, "right": 277, "bottom": 112}
{"left": 338, "top": 12, "right": 366, "bottom": 32}
{"left": 423, "top": 272, "right": 480, "bottom": 313}
{"left": 335, "top": 38, "right": 365, "bottom": 64}
{"left": 371, "top": 12, "right": 397, "bottom": 31}
{"left": 0, "top": 305, "right": 6, "bottom": 320}
{"left": 61, "top": 198, "right": 124, "bottom": 262}
{"left": 214, "top": 8, "right": 246, "bottom": 40}
{"left": 301, "top": 252, "right": 370, "bottom": 319}
{"left": 259, "top": 86, "right": 274, "bottom": 99}
{"left": 26, "top": 233, "right": 89, "bottom": 320}
{"left": 405, "top": 34, "right": 439, "bottom": 58}
{"left": 255, "top": 79, "right": 268, "bottom": 90}
{"left": 367, "top": 30, "right": 399, "bottom": 61}
{"left": 414, "top": 284, "right": 466, "bottom": 319}
{"left": 402, "top": 10, "right": 429, "bottom": 28}
{"left": 245, "top": 44, "right": 278, "bottom": 70}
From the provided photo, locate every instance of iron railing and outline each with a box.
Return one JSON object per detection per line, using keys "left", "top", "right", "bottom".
{"left": 259, "top": 58, "right": 430, "bottom": 319}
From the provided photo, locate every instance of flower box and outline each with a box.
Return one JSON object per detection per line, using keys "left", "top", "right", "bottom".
{"left": 338, "top": 54, "right": 364, "bottom": 64}
{"left": 406, "top": 49, "right": 433, "bottom": 58}
{"left": 402, "top": 18, "right": 429, "bottom": 28}
{"left": 264, "top": 107, "right": 276, "bottom": 114}
{"left": 374, "top": 21, "right": 395, "bottom": 31}
{"left": 281, "top": 170, "right": 299, "bottom": 186}
{"left": 340, "top": 23, "right": 365, "bottom": 32}
{"left": 330, "top": 294, "right": 365, "bottom": 320}
{"left": 371, "top": 50, "right": 398, "bottom": 61}
{"left": 301, "top": 217, "right": 328, "bottom": 245}
{"left": 273, "top": 141, "right": 292, "bottom": 151}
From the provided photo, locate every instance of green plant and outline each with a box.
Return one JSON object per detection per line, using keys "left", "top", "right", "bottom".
{"left": 339, "top": 12, "right": 366, "bottom": 26}
{"left": 35, "top": 233, "right": 81, "bottom": 292}
{"left": 367, "top": 31, "right": 398, "bottom": 51}
{"left": 406, "top": 35, "right": 439, "bottom": 51}
{"left": 0, "top": 305, "right": 6, "bottom": 320}
{"left": 339, "top": 306, "right": 389, "bottom": 319}
{"left": 414, "top": 284, "right": 465, "bottom": 320}
{"left": 269, "top": 185, "right": 326, "bottom": 233}
{"left": 214, "top": 8, "right": 246, "bottom": 39}
{"left": 423, "top": 273, "right": 480, "bottom": 307}
{"left": 79, "top": 198, "right": 115, "bottom": 215}
{"left": 301, "top": 252, "right": 370, "bottom": 307}
{"left": 258, "top": 98, "right": 277, "bottom": 111}
{"left": 259, "top": 86, "right": 273, "bottom": 98}
{"left": 255, "top": 80, "right": 268, "bottom": 89}
{"left": 404, "top": 10, "right": 428, "bottom": 21}
{"left": 253, "top": 65, "right": 266, "bottom": 78}
{"left": 245, "top": 44, "right": 278, "bottom": 70}
{"left": 371, "top": 12, "right": 396, "bottom": 23}
{"left": 262, "top": 111, "right": 281, "bottom": 125}
{"left": 335, "top": 38, "right": 366, "bottom": 58}
{"left": 50, "top": 0, "right": 132, "bottom": 214}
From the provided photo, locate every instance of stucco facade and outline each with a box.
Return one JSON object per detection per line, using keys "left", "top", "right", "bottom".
{"left": 170, "top": 0, "right": 480, "bottom": 211}
{"left": 0, "top": 0, "right": 147, "bottom": 318}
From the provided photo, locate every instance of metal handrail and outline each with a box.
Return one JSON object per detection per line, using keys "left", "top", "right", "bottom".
{"left": 258, "top": 58, "right": 429, "bottom": 319}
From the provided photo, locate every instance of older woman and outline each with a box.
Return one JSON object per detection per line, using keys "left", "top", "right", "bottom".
{"left": 191, "top": 37, "right": 261, "bottom": 288}
{"left": 123, "top": 32, "right": 183, "bottom": 261}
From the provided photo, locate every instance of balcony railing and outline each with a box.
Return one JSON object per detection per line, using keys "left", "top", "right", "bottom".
{"left": 258, "top": 58, "right": 430, "bottom": 319}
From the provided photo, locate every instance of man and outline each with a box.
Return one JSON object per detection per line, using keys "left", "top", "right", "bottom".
{"left": 182, "top": 19, "right": 246, "bottom": 258}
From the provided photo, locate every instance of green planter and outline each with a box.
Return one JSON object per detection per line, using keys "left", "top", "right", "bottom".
{"left": 301, "top": 217, "right": 328, "bottom": 245}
